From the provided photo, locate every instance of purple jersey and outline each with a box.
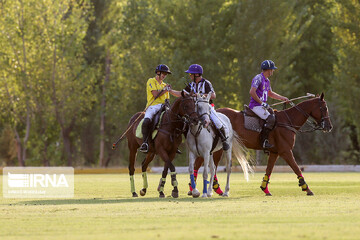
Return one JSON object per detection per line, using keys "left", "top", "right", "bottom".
{"left": 249, "top": 73, "right": 272, "bottom": 109}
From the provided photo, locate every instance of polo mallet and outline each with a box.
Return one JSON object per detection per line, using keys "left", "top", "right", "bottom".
{"left": 112, "top": 88, "right": 166, "bottom": 150}
{"left": 271, "top": 93, "right": 315, "bottom": 107}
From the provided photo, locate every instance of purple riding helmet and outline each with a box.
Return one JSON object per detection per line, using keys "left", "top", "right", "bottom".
{"left": 185, "top": 64, "right": 203, "bottom": 75}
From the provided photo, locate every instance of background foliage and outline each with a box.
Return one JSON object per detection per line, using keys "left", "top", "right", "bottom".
{"left": 0, "top": 0, "right": 359, "bottom": 166}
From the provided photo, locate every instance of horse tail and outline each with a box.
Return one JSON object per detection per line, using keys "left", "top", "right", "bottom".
{"left": 232, "top": 131, "right": 254, "bottom": 182}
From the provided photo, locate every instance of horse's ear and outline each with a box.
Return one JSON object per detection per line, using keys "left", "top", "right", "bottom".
{"left": 181, "top": 90, "right": 186, "bottom": 98}
{"left": 320, "top": 92, "right": 324, "bottom": 100}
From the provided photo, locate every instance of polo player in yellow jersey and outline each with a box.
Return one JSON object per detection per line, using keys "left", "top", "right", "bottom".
{"left": 140, "top": 64, "right": 179, "bottom": 153}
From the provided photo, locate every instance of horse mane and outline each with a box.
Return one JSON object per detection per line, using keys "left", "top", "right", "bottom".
{"left": 279, "top": 97, "right": 319, "bottom": 114}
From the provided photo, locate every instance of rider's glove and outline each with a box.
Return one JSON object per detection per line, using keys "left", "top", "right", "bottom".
{"left": 261, "top": 102, "right": 270, "bottom": 109}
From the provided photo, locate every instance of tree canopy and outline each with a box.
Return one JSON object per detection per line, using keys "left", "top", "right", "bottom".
{"left": 1, "top": 0, "right": 359, "bottom": 166}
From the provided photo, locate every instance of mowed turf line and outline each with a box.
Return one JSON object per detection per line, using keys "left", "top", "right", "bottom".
{"left": 0, "top": 172, "right": 359, "bottom": 240}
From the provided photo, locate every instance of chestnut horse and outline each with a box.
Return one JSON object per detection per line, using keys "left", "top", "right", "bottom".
{"left": 126, "top": 93, "right": 197, "bottom": 198}
{"left": 193, "top": 93, "right": 333, "bottom": 196}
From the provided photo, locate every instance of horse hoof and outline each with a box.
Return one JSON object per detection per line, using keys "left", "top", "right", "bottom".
{"left": 265, "top": 193, "right": 272, "bottom": 196}
{"left": 140, "top": 188, "right": 147, "bottom": 196}
{"left": 222, "top": 193, "right": 229, "bottom": 197}
{"left": 172, "top": 190, "right": 179, "bottom": 198}
{"left": 207, "top": 192, "right": 213, "bottom": 198}
{"left": 307, "top": 190, "right": 314, "bottom": 196}
{"left": 192, "top": 189, "right": 200, "bottom": 198}
{"left": 159, "top": 192, "right": 165, "bottom": 198}
{"left": 187, "top": 191, "right": 192, "bottom": 196}
{"left": 132, "top": 192, "right": 138, "bottom": 197}
{"left": 201, "top": 193, "right": 208, "bottom": 198}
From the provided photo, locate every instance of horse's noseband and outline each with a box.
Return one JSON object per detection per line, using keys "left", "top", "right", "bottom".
{"left": 194, "top": 98, "right": 211, "bottom": 126}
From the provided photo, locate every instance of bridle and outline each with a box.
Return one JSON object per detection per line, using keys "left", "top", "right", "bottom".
{"left": 280, "top": 98, "right": 330, "bottom": 133}
{"left": 195, "top": 98, "right": 211, "bottom": 122}
{"left": 189, "top": 96, "right": 211, "bottom": 138}
{"left": 158, "top": 96, "right": 198, "bottom": 138}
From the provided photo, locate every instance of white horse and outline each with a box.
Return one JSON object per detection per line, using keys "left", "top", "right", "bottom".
{"left": 187, "top": 93, "right": 253, "bottom": 198}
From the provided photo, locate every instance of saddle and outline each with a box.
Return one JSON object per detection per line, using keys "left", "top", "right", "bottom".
{"left": 242, "top": 105, "right": 269, "bottom": 132}
{"left": 136, "top": 105, "right": 167, "bottom": 139}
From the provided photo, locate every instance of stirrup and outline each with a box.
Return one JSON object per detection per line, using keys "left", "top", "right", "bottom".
{"left": 176, "top": 149, "right": 182, "bottom": 154}
{"left": 139, "top": 143, "right": 149, "bottom": 153}
{"left": 262, "top": 139, "right": 274, "bottom": 149}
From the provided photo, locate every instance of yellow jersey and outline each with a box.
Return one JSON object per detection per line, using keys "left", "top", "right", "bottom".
{"left": 146, "top": 77, "right": 170, "bottom": 107}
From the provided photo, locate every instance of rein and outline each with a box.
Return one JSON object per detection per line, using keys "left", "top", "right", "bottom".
{"left": 277, "top": 98, "right": 329, "bottom": 133}
{"left": 158, "top": 97, "right": 197, "bottom": 140}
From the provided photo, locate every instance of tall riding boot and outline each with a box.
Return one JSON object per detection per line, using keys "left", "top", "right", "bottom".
{"left": 260, "top": 127, "right": 273, "bottom": 149}
{"left": 218, "top": 126, "right": 230, "bottom": 151}
{"left": 140, "top": 118, "right": 151, "bottom": 153}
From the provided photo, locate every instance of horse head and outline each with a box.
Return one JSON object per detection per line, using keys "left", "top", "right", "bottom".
{"left": 310, "top": 93, "right": 333, "bottom": 132}
{"left": 177, "top": 90, "right": 198, "bottom": 125}
{"left": 194, "top": 93, "right": 211, "bottom": 128}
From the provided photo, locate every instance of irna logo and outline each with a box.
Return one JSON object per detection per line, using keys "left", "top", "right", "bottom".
{"left": 8, "top": 173, "right": 69, "bottom": 188}
{"left": 3, "top": 167, "right": 74, "bottom": 198}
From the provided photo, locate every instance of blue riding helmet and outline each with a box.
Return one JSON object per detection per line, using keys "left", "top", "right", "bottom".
{"left": 185, "top": 64, "right": 203, "bottom": 75}
{"left": 155, "top": 64, "right": 172, "bottom": 74}
{"left": 261, "top": 60, "right": 277, "bottom": 70}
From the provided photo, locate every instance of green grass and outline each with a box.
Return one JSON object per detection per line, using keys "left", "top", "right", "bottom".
{"left": 1, "top": 172, "right": 360, "bottom": 240}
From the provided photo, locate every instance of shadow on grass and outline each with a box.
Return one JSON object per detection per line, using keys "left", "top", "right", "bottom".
{"left": 14, "top": 195, "right": 252, "bottom": 205}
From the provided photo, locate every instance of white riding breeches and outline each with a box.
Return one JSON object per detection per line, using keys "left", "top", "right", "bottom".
{"left": 144, "top": 103, "right": 162, "bottom": 120}
{"left": 210, "top": 106, "right": 223, "bottom": 129}
{"left": 251, "top": 106, "right": 271, "bottom": 120}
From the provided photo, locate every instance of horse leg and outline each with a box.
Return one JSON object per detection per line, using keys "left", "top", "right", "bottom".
{"left": 207, "top": 154, "right": 215, "bottom": 197}
{"left": 212, "top": 150, "right": 224, "bottom": 196}
{"left": 189, "top": 152, "right": 200, "bottom": 198}
{"left": 128, "top": 145, "right": 138, "bottom": 197}
{"left": 201, "top": 153, "right": 211, "bottom": 198}
{"left": 261, "top": 152, "right": 278, "bottom": 196}
{"left": 280, "top": 150, "right": 314, "bottom": 196}
{"left": 223, "top": 149, "right": 232, "bottom": 197}
{"left": 157, "top": 163, "right": 168, "bottom": 198}
{"left": 168, "top": 161, "right": 179, "bottom": 198}
{"left": 139, "top": 153, "right": 155, "bottom": 196}
{"left": 188, "top": 157, "right": 202, "bottom": 195}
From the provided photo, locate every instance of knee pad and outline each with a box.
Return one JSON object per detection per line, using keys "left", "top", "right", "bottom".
{"left": 265, "top": 114, "right": 275, "bottom": 129}
{"left": 142, "top": 118, "right": 151, "bottom": 128}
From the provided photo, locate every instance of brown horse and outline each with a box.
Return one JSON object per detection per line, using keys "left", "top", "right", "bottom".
{"left": 193, "top": 93, "right": 333, "bottom": 196}
{"left": 126, "top": 92, "right": 197, "bottom": 198}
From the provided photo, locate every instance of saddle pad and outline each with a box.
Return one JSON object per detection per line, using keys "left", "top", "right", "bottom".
{"left": 244, "top": 115, "right": 262, "bottom": 132}
{"left": 135, "top": 119, "right": 144, "bottom": 138}
{"left": 135, "top": 112, "right": 165, "bottom": 139}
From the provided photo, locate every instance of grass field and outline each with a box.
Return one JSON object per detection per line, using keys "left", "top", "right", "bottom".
{"left": 1, "top": 172, "right": 360, "bottom": 240}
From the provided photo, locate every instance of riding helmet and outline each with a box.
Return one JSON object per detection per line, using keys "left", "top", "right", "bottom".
{"left": 155, "top": 64, "right": 172, "bottom": 74}
{"left": 261, "top": 60, "right": 277, "bottom": 70}
{"left": 185, "top": 64, "right": 203, "bottom": 75}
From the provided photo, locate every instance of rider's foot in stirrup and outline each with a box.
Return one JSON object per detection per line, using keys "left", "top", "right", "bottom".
{"left": 262, "top": 139, "right": 273, "bottom": 149}
{"left": 222, "top": 141, "right": 230, "bottom": 151}
{"left": 139, "top": 143, "right": 149, "bottom": 153}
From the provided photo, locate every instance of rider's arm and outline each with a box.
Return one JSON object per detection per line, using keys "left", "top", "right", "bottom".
{"left": 204, "top": 81, "right": 216, "bottom": 100}
{"left": 151, "top": 89, "right": 168, "bottom": 98}
{"left": 250, "top": 87, "right": 263, "bottom": 104}
{"left": 209, "top": 91, "right": 216, "bottom": 100}
{"left": 169, "top": 89, "right": 182, "bottom": 97}
{"left": 268, "top": 90, "right": 289, "bottom": 102}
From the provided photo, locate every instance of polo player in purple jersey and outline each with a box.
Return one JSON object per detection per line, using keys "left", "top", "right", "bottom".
{"left": 249, "top": 60, "right": 289, "bottom": 149}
